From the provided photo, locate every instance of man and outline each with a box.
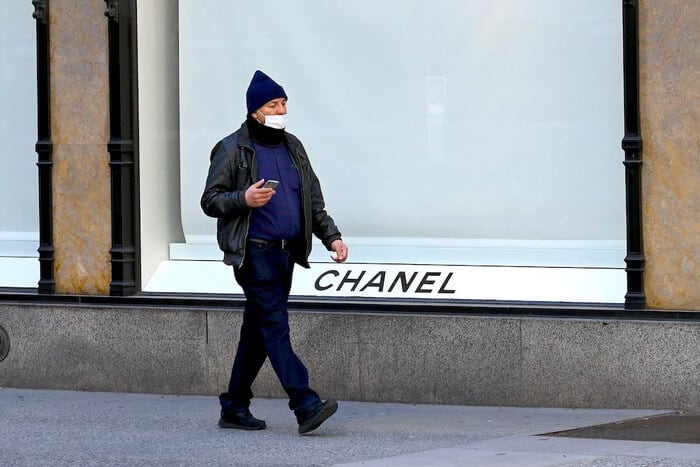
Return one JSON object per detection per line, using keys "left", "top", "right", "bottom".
{"left": 201, "top": 70, "right": 348, "bottom": 434}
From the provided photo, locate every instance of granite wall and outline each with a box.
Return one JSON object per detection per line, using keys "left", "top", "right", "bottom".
{"left": 639, "top": 1, "right": 700, "bottom": 310}
{"left": 50, "top": 0, "right": 111, "bottom": 294}
{"left": 0, "top": 304, "right": 698, "bottom": 411}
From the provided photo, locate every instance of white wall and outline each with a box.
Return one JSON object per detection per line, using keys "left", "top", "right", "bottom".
{"left": 137, "top": 0, "right": 185, "bottom": 285}
{"left": 178, "top": 1, "right": 625, "bottom": 243}
{"left": 0, "top": 2, "right": 38, "bottom": 239}
{"left": 0, "top": 2, "right": 39, "bottom": 287}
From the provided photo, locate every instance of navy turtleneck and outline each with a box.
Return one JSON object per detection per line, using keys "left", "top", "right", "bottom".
{"left": 246, "top": 118, "right": 302, "bottom": 241}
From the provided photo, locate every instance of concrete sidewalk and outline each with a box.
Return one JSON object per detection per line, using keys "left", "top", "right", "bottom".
{"left": 1, "top": 388, "right": 698, "bottom": 466}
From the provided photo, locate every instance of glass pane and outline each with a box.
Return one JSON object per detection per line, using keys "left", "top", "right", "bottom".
{"left": 142, "top": 1, "right": 626, "bottom": 302}
{"left": 0, "top": 2, "right": 39, "bottom": 287}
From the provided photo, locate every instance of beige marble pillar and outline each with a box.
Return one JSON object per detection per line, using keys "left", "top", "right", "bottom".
{"left": 50, "top": 0, "right": 111, "bottom": 294}
{"left": 639, "top": 1, "right": 699, "bottom": 310}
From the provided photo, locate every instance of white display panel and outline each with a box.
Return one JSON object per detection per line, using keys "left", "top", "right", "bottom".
{"left": 0, "top": 2, "right": 39, "bottom": 287}
{"left": 145, "top": 259, "right": 625, "bottom": 304}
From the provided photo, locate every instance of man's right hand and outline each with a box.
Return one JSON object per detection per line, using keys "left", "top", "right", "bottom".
{"left": 244, "top": 179, "right": 276, "bottom": 208}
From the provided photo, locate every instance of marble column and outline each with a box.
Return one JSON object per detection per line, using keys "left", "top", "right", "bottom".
{"left": 50, "top": 0, "right": 111, "bottom": 294}
{"left": 639, "top": 1, "right": 700, "bottom": 309}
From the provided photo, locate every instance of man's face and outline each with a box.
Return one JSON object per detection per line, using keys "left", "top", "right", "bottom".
{"left": 254, "top": 97, "right": 287, "bottom": 123}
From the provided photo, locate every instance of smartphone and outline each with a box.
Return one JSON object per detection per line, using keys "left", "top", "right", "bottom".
{"left": 263, "top": 180, "right": 279, "bottom": 189}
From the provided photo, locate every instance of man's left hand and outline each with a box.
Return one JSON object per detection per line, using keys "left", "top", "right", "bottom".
{"left": 330, "top": 240, "right": 348, "bottom": 263}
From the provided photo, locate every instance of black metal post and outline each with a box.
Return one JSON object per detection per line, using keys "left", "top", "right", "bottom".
{"left": 105, "top": 0, "right": 140, "bottom": 296}
{"left": 33, "top": 0, "right": 55, "bottom": 294}
{"left": 621, "top": 0, "right": 646, "bottom": 310}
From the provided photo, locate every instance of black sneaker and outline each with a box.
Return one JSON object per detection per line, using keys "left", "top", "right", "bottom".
{"left": 218, "top": 410, "right": 266, "bottom": 430}
{"left": 297, "top": 399, "right": 338, "bottom": 434}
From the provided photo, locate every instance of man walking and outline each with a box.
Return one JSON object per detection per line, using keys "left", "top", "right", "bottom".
{"left": 201, "top": 70, "right": 348, "bottom": 434}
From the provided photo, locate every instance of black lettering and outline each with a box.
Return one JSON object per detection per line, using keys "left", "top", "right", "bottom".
{"left": 315, "top": 270, "right": 339, "bottom": 291}
{"left": 360, "top": 271, "right": 386, "bottom": 292}
{"left": 337, "top": 270, "right": 366, "bottom": 292}
{"left": 416, "top": 272, "right": 441, "bottom": 293}
{"left": 388, "top": 271, "right": 418, "bottom": 292}
{"left": 438, "top": 272, "right": 456, "bottom": 294}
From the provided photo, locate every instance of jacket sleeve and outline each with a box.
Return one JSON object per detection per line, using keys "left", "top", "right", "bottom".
{"left": 200, "top": 141, "right": 249, "bottom": 219}
{"left": 308, "top": 163, "right": 342, "bottom": 250}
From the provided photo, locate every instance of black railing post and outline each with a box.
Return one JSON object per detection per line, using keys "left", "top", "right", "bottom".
{"left": 33, "top": 0, "right": 55, "bottom": 294}
{"left": 105, "top": 0, "right": 140, "bottom": 295}
{"left": 621, "top": 0, "right": 646, "bottom": 310}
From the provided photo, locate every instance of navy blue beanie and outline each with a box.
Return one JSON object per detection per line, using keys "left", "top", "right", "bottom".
{"left": 246, "top": 70, "right": 287, "bottom": 116}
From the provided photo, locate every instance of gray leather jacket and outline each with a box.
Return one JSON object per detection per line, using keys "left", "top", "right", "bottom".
{"left": 200, "top": 122, "right": 342, "bottom": 268}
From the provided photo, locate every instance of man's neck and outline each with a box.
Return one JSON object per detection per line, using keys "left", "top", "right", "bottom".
{"left": 246, "top": 117, "right": 285, "bottom": 146}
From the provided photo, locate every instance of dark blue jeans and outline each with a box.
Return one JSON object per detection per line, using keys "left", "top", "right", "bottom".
{"left": 221, "top": 241, "right": 320, "bottom": 415}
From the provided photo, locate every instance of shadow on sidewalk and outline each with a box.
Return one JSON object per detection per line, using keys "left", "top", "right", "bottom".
{"left": 543, "top": 411, "right": 700, "bottom": 444}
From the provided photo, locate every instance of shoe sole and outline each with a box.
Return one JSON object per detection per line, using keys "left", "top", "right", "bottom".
{"left": 218, "top": 418, "right": 266, "bottom": 430}
{"left": 298, "top": 400, "right": 338, "bottom": 434}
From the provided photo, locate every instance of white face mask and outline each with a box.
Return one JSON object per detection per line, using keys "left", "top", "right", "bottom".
{"left": 262, "top": 114, "right": 287, "bottom": 130}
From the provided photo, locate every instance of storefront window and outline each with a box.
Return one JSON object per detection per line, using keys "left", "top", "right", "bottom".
{"left": 140, "top": 1, "right": 625, "bottom": 303}
{"left": 0, "top": 2, "right": 39, "bottom": 288}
